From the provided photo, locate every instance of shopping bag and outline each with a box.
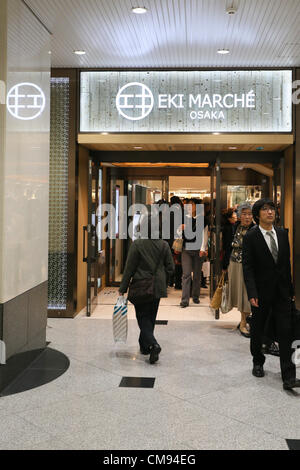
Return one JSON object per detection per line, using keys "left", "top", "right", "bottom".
{"left": 172, "top": 238, "right": 183, "bottom": 253}
{"left": 210, "top": 272, "right": 225, "bottom": 310}
{"left": 113, "top": 296, "right": 128, "bottom": 343}
{"left": 220, "top": 278, "right": 230, "bottom": 314}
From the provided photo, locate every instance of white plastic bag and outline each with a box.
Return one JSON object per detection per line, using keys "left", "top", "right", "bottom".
{"left": 113, "top": 296, "right": 128, "bottom": 343}
{"left": 220, "top": 280, "right": 230, "bottom": 314}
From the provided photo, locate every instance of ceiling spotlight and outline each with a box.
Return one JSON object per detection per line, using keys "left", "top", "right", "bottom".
{"left": 132, "top": 7, "right": 148, "bottom": 14}
{"left": 101, "top": 132, "right": 109, "bottom": 135}
{"left": 237, "top": 165, "right": 244, "bottom": 171}
{"left": 74, "top": 50, "right": 86, "bottom": 55}
{"left": 226, "top": 6, "right": 237, "bottom": 15}
{"left": 213, "top": 132, "right": 220, "bottom": 135}
{"left": 229, "top": 147, "right": 237, "bottom": 150}
{"left": 217, "top": 49, "right": 230, "bottom": 54}
{"left": 134, "top": 146, "right": 143, "bottom": 149}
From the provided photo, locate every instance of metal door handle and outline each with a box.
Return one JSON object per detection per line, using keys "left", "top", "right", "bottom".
{"left": 83, "top": 226, "right": 88, "bottom": 262}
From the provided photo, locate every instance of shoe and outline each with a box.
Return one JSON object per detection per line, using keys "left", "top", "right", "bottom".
{"left": 180, "top": 302, "right": 189, "bottom": 308}
{"left": 193, "top": 298, "right": 200, "bottom": 304}
{"left": 149, "top": 344, "right": 161, "bottom": 364}
{"left": 252, "top": 365, "right": 265, "bottom": 378}
{"left": 262, "top": 342, "right": 280, "bottom": 357}
{"left": 238, "top": 323, "right": 251, "bottom": 338}
{"left": 283, "top": 379, "right": 300, "bottom": 390}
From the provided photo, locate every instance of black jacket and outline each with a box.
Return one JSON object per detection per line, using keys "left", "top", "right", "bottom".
{"left": 119, "top": 239, "right": 175, "bottom": 299}
{"left": 242, "top": 225, "right": 294, "bottom": 304}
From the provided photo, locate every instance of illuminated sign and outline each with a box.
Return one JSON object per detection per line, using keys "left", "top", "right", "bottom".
{"left": 115, "top": 83, "right": 256, "bottom": 122}
{"left": 116, "top": 82, "right": 154, "bottom": 121}
{"left": 80, "top": 70, "right": 292, "bottom": 132}
{"left": 7, "top": 82, "right": 46, "bottom": 120}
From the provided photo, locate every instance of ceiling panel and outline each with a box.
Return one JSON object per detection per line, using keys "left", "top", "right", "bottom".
{"left": 24, "top": 0, "right": 300, "bottom": 68}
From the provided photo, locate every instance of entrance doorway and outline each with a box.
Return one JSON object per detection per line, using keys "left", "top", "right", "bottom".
{"left": 81, "top": 155, "right": 286, "bottom": 318}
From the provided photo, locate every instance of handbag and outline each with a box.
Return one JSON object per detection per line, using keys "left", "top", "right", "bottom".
{"left": 128, "top": 247, "right": 164, "bottom": 305}
{"left": 210, "top": 272, "right": 225, "bottom": 310}
{"left": 220, "top": 275, "right": 230, "bottom": 314}
{"left": 172, "top": 238, "right": 183, "bottom": 253}
{"left": 113, "top": 296, "right": 128, "bottom": 343}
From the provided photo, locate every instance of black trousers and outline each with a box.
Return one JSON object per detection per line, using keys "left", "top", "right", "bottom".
{"left": 251, "top": 296, "right": 296, "bottom": 383}
{"left": 134, "top": 299, "right": 160, "bottom": 351}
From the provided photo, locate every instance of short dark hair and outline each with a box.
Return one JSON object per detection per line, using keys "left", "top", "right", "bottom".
{"left": 170, "top": 196, "right": 182, "bottom": 206}
{"left": 252, "top": 198, "right": 275, "bottom": 224}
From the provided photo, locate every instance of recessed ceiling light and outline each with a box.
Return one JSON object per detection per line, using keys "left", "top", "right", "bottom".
{"left": 132, "top": 6, "right": 148, "bottom": 14}
{"left": 101, "top": 132, "right": 109, "bottom": 135}
{"left": 229, "top": 147, "right": 237, "bottom": 150}
{"left": 74, "top": 50, "right": 86, "bottom": 55}
{"left": 48, "top": 51, "right": 52, "bottom": 55}
{"left": 134, "top": 146, "right": 143, "bottom": 149}
{"left": 217, "top": 49, "right": 230, "bottom": 54}
{"left": 213, "top": 132, "right": 220, "bottom": 135}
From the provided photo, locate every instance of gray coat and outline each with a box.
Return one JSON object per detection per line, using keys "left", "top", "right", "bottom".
{"left": 119, "top": 239, "right": 175, "bottom": 299}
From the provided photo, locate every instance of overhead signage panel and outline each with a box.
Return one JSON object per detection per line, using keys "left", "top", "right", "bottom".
{"left": 80, "top": 70, "right": 292, "bottom": 133}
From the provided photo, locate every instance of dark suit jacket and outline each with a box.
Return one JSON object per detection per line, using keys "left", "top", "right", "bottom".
{"left": 242, "top": 225, "right": 294, "bottom": 304}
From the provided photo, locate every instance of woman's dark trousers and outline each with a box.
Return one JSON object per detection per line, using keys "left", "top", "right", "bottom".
{"left": 135, "top": 300, "right": 160, "bottom": 351}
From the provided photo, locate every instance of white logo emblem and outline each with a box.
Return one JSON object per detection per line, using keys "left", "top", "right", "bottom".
{"left": 116, "top": 82, "right": 154, "bottom": 121}
{"left": 7, "top": 82, "right": 46, "bottom": 120}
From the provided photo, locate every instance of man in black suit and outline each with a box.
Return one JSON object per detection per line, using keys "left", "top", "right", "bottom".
{"left": 242, "top": 198, "right": 300, "bottom": 390}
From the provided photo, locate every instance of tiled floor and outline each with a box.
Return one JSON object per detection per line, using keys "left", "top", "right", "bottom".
{"left": 0, "top": 288, "right": 299, "bottom": 450}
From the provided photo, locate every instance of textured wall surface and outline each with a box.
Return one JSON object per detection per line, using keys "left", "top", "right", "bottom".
{"left": 80, "top": 70, "right": 292, "bottom": 133}
{"left": 48, "top": 78, "right": 70, "bottom": 310}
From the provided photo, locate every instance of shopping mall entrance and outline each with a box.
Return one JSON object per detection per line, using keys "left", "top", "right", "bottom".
{"left": 76, "top": 146, "right": 292, "bottom": 318}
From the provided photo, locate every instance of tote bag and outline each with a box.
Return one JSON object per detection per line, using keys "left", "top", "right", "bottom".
{"left": 210, "top": 272, "right": 225, "bottom": 310}
{"left": 172, "top": 238, "right": 183, "bottom": 253}
{"left": 113, "top": 296, "right": 128, "bottom": 343}
{"left": 220, "top": 277, "right": 230, "bottom": 314}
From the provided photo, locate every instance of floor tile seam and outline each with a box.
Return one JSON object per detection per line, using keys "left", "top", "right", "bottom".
{"left": 215, "top": 413, "right": 293, "bottom": 441}
{"left": 0, "top": 392, "right": 85, "bottom": 416}
{"left": 1, "top": 413, "right": 61, "bottom": 444}
{"left": 154, "top": 385, "right": 219, "bottom": 402}
{"left": 57, "top": 354, "right": 132, "bottom": 379}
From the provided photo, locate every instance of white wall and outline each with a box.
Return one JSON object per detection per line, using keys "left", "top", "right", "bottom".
{"left": 0, "top": 0, "right": 51, "bottom": 303}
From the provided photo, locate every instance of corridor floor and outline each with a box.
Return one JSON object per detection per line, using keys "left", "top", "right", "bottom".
{"left": 0, "top": 291, "right": 299, "bottom": 450}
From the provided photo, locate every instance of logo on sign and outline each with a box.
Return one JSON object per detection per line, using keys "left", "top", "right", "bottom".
{"left": 7, "top": 82, "right": 46, "bottom": 120}
{"left": 116, "top": 82, "right": 154, "bottom": 121}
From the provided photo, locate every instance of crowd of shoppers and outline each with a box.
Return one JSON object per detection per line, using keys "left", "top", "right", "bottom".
{"left": 118, "top": 196, "right": 299, "bottom": 390}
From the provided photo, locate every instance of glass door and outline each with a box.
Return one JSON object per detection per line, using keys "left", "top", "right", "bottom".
{"left": 85, "top": 156, "right": 104, "bottom": 317}
{"left": 209, "top": 159, "right": 222, "bottom": 319}
{"left": 108, "top": 176, "right": 167, "bottom": 286}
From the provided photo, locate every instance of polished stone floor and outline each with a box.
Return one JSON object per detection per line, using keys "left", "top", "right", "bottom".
{"left": 0, "top": 289, "right": 299, "bottom": 450}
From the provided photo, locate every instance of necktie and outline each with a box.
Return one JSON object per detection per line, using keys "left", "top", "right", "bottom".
{"left": 266, "top": 231, "right": 278, "bottom": 263}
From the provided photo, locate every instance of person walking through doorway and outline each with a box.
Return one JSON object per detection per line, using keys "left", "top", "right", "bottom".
{"left": 223, "top": 203, "right": 254, "bottom": 337}
{"left": 179, "top": 199, "right": 208, "bottom": 308}
{"left": 242, "top": 198, "right": 300, "bottom": 390}
{"left": 119, "top": 216, "right": 174, "bottom": 364}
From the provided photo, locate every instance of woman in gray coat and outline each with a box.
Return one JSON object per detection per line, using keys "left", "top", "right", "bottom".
{"left": 119, "top": 216, "right": 174, "bottom": 364}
